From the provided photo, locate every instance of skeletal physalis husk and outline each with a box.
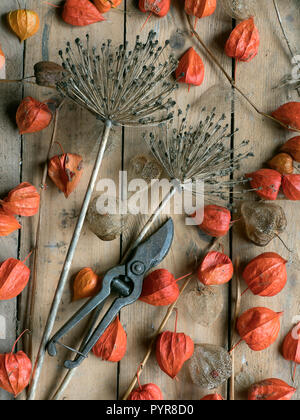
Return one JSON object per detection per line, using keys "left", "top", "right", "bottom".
{"left": 87, "top": 195, "right": 129, "bottom": 241}
{"left": 128, "top": 155, "right": 162, "bottom": 184}
{"left": 188, "top": 344, "right": 232, "bottom": 390}
{"left": 241, "top": 202, "right": 287, "bottom": 247}
{"left": 221, "top": 0, "right": 256, "bottom": 20}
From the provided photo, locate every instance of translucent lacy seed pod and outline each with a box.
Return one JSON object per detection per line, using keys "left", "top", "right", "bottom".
{"left": 221, "top": 0, "right": 256, "bottom": 20}
{"left": 182, "top": 286, "right": 224, "bottom": 328}
{"left": 188, "top": 344, "right": 232, "bottom": 389}
{"left": 87, "top": 195, "right": 129, "bottom": 241}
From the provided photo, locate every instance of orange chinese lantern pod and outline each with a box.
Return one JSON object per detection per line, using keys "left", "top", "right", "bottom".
{"left": 94, "top": 0, "right": 122, "bottom": 13}
{"left": 282, "top": 322, "right": 300, "bottom": 381}
{"left": 193, "top": 205, "right": 231, "bottom": 237}
{"left": 236, "top": 307, "right": 283, "bottom": 352}
{"left": 139, "top": 0, "right": 170, "bottom": 17}
{"left": 7, "top": 10, "right": 40, "bottom": 42}
{"left": 0, "top": 45, "right": 5, "bottom": 69}
{"left": 225, "top": 18, "right": 260, "bottom": 63}
{"left": 246, "top": 169, "right": 282, "bottom": 201}
{"left": 1, "top": 182, "right": 40, "bottom": 217}
{"left": 48, "top": 146, "right": 84, "bottom": 198}
{"left": 16, "top": 97, "right": 53, "bottom": 135}
{"left": 282, "top": 174, "right": 300, "bottom": 201}
{"left": 248, "top": 378, "right": 296, "bottom": 401}
{"left": 0, "top": 331, "right": 32, "bottom": 397}
{"left": 267, "top": 153, "right": 294, "bottom": 175}
{"left": 242, "top": 252, "right": 288, "bottom": 297}
{"left": 272, "top": 102, "right": 300, "bottom": 132}
{"left": 92, "top": 316, "right": 127, "bottom": 362}
{"left": 0, "top": 253, "right": 31, "bottom": 300}
{"left": 201, "top": 393, "right": 224, "bottom": 400}
{"left": 139, "top": 269, "right": 179, "bottom": 306}
{"left": 175, "top": 47, "right": 205, "bottom": 89}
{"left": 0, "top": 213, "right": 21, "bottom": 237}
{"left": 62, "top": 0, "right": 105, "bottom": 26}
{"left": 156, "top": 310, "right": 194, "bottom": 379}
{"left": 185, "top": 0, "right": 217, "bottom": 28}
{"left": 73, "top": 267, "right": 101, "bottom": 301}
{"left": 281, "top": 136, "right": 300, "bottom": 162}
{"left": 198, "top": 251, "right": 234, "bottom": 286}
{"left": 128, "top": 366, "right": 163, "bottom": 400}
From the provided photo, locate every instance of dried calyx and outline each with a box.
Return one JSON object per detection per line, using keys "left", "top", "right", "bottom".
{"left": 34, "top": 62, "right": 69, "bottom": 88}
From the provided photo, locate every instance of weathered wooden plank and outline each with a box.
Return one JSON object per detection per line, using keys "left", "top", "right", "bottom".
{"left": 0, "top": 0, "right": 24, "bottom": 401}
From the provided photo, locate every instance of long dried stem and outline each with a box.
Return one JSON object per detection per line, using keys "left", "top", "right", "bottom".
{"left": 230, "top": 258, "right": 241, "bottom": 401}
{"left": 122, "top": 238, "right": 220, "bottom": 400}
{"left": 186, "top": 14, "right": 300, "bottom": 133}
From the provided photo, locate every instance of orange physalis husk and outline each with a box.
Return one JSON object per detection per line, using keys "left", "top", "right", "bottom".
{"left": 225, "top": 17, "right": 260, "bottom": 63}
{"left": 201, "top": 394, "right": 224, "bottom": 400}
{"left": 175, "top": 47, "right": 205, "bottom": 89}
{"left": 156, "top": 311, "right": 194, "bottom": 379}
{"left": 0, "top": 45, "right": 5, "bottom": 70}
{"left": 248, "top": 378, "right": 296, "bottom": 401}
{"left": 282, "top": 174, "right": 300, "bottom": 201}
{"left": 7, "top": 10, "right": 40, "bottom": 42}
{"left": 48, "top": 147, "right": 84, "bottom": 198}
{"left": 16, "top": 97, "right": 52, "bottom": 135}
{"left": 94, "top": 0, "right": 122, "bottom": 13}
{"left": 1, "top": 182, "right": 40, "bottom": 217}
{"left": 139, "top": 0, "right": 170, "bottom": 17}
{"left": 0, "top": 332, "right": 32, "bottom": 397}
{"left": 0, "top": 213, "right": 21, "bottom": 237}
{"left": 198, "top": 251, "right": 234, "bottom": 286}
{"left": 73, "top": 267, "right": 101, "bottom": 301}
{"left": 92, "top": 316, "right": 127, "bottom": 362}
{"left": 128, "top": 366, "right": 163, "bottom": 400}
{"left": 267, "top": 153, "right": 294, "bottom": 175}
{"left": 139, "top": 269, "right": 179, "bottom": 306}
{"left": 281, "top": 136, "right": 300, "bottom": 162}
{"left": 282, "top": 322, "right": 300, "bottom": 381}
{"left": 0, "top": 253, "right": 31, "bottom": 301}
{"left": 242, "top": 252, "right": 288, "bottom": 297}
{"left": 272, "top": 102, "right": 300, "bottom": 132}
{"left": 246, "top": 169, "right": 282, "bottom": 201}
{"left": 236, "top": 307, "right": 283, "bottom": 352}
{"left": 62, "top": 0, "right": 105, "bottom": 26}
{"left": 193, "top": 205, "right": 231, "bottom": 237}
{"left": 185, "top": 0, "right": 217, "bottom": 29}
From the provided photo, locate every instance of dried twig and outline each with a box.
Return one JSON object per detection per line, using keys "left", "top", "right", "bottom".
{"left": 122, "top": 238, "right": 220, "bottom": 400}
{"left": 186, "top": 14, "right": 300, "bottom": 133}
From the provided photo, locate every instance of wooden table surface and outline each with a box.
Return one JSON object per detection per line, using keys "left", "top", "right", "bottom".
{"left": 0, "top": 0, "right": 299, "bottom": 401}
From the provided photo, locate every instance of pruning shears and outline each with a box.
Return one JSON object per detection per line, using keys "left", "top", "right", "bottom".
{"left": 47, "top": 218, "right": 174, "bottom": 369}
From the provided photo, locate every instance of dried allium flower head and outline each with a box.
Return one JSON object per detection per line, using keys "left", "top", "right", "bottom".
{"left": 57, "top": 31, "right": 178, "bottom": 126}
{"left": 144, "top": 106, "right": 254, "bottom": 201}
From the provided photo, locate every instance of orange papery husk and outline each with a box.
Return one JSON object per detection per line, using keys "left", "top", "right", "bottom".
{"left": 201, "top": 394, "right": 224, "bottom": 400}
{"left": 156, "top": 330, "right": 194, "bottom": 379}
{"left": 16, "top": 97, "right": 52, "bottom": 135}
{"left": 48, "top": 152, "right": 84, "bottom": 198}
{"left": 0, "top": 45, "right": 5, "bottom": 69}
{"left": 62, "top": 0, "right": 105, "bottom": 26}
{"left": 272, "top": 102, "right": 300, "bottom": 132}
{"left": 282, "top": 323, "right": 300, "bottom": 373}
{"left": 7, "top": 10, "right": 40, "bottom": 42}
{"left": 267, "top": 153, "right": 294, "bottom": 175}
{"left": 248, "top": 378, "right": 296, "bottom": 401}
{"left": 225, "top": 17, "right": 260, "bottom": 63}
{"left": 193, "top": 205, "right": 231, "bottom": 237}
{"left": 246, "top": 169, "right": 282, "bottom": 201}
{"left": 139, "top": 0, "right": 171, "bottom": 17}
{"left": 282, "top": 174, "right": 300, "bottom": 201}
{"left": 139, "top": 269, "right": 179, "bottom": 306}
{"left": 198, "top": 251, "right": 234, "bottom": 286}
{"left": 175, "top": 47, "right": 205, "bottom": 88}
{"left": 94, "top": 0, "right": 122, "bottom": 13}
{"left": 128, "top": 383, "right": 163, "bottom": 400}
{"left": 0, "top": 256, "right": 31, "bottom": 300}
{"left": 1, "top": 182, "right": 40, "bottom": 217}
{"left": 73, "top": 267, "right": 101, "bottom": 301}
{"left": 92, "top": 316, "right": 127, "bottom": 362}
{"left": 0, "top": 213, "right": 21, "bottom": 237}
{"left": 0, "top": 351, "right": 32, "bottom": 397}
{"left": 185, "top": 0, "right": 217, "bottom": 19}
{"left": 242, "top": 252, "right": 288, "bottom": 297}
{"left": 281, "top": 136, "right": 300, "bottom": 162}
{"left": 236, "top": 307, "right": 283, "bottom": 351}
